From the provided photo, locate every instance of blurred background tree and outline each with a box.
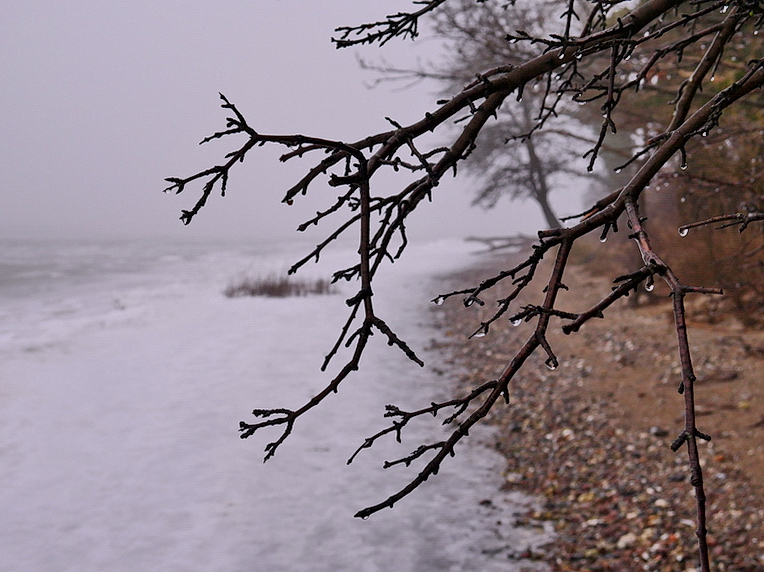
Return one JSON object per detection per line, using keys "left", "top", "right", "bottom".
{"left": 610, "top": 4, "right": 764, "bottom": 321}
{"left": 408, "top": 0, "right": 763, "bottom": 318}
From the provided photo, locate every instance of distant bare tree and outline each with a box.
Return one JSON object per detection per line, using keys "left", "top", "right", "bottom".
{"left": 166, "top": 2, "right": 764, "bottom": 570}
{"left": 361, "top": 0, "right": 600, "bottom": 229}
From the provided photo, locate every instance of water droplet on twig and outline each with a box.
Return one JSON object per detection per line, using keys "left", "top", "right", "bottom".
{"left": 679, "top": 227, "right": 689, "bottom": 237}
{"left": 473, "top": 325, "right": 488, "bottom": 338}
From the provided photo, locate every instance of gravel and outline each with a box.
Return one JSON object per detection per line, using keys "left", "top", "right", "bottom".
{"left": 430, "top": 249, "right": 764, "bottom": 572}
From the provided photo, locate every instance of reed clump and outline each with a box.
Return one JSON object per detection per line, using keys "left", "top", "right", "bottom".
{"left": 224, "top": 274, "right": 336, "bottom": 298}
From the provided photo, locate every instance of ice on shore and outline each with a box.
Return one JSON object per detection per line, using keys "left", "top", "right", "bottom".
{"left": 0, "top": 238, "right": 553, "bottom": 572}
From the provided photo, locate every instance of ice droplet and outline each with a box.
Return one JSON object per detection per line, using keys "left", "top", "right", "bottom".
{"left": 433, "top": 296, "right": 445, "bottom": 306}
{"left": 599, "top": 235, "right": 608, "bottom": 243}
{"left": 645, "top": 280, "right": 655, "bottom": 293}
{"left": 511, "top": 318, "right": 522, "bottom": 327}
{"left": 679, "top": 227, "right": 689, "bottom": 237}
{"left": 473, "top": 329, "right": 487, "bottom": 338}
{"left": 545, "top": 360, "right": 558, "bottom": 371}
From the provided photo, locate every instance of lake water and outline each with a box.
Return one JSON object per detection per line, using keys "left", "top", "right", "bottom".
{"left": 0, "top": 237, "right": 553, "bottom": 571}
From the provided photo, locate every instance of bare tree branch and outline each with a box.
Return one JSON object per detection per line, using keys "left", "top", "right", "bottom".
{"left": 166, "top": 2, "right": 764, "bottom": 569}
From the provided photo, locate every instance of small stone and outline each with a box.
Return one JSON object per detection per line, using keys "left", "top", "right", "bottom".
{"left": 617, "top": 532, "right": 638, "bottom": 549}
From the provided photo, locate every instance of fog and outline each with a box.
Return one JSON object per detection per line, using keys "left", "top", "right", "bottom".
{"left": 1, "top": 1, "right": 577, "bottom": 243}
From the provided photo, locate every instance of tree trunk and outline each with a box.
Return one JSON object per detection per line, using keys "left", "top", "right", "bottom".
{"left": 524, "top": 136, "right": 561, "bottom": 229}
{"left": 521, "top": 100, "right": 561, "bottom": 230}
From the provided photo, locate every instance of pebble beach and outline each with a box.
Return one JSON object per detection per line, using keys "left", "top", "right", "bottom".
{"left": 430, "top": 246, "right": 764, "bottom": 572}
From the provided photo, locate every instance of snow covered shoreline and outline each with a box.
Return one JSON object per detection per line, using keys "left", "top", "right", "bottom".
{"left": 0, "top": 237, "right": 553, "bottom": 571}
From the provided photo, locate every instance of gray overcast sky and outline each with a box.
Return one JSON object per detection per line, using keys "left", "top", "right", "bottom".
{"left": 1, "top": 1, "right": 564, "bottom": 243}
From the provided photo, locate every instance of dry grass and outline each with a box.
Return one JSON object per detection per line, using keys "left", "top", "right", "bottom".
{"left": 224, "top": 274, "right": 336, "bottom": 298}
